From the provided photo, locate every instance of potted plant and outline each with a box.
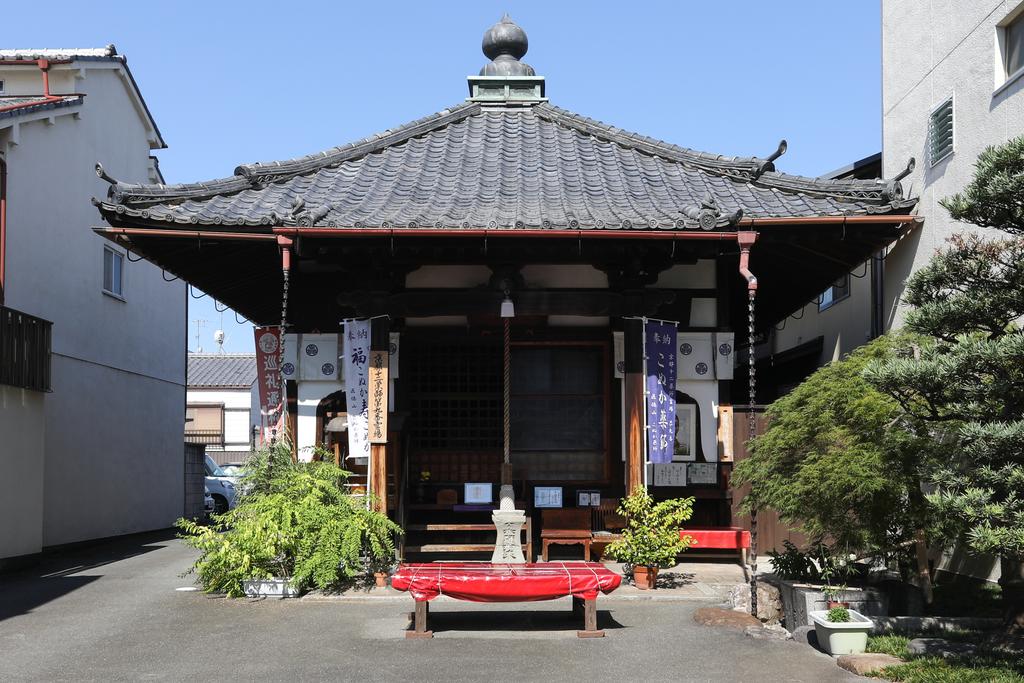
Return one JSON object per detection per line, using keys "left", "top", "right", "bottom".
{"left": 177, "top": 443, "right": 402, "bottom": 598}
{"left": 604, "top": 488, "right": 694, "bottom": 590}
{"left": 810, "top": 605, "right": 875, "bottom": 655}
{"left": 369, "top": 556, "right": 395, "bottom": 588}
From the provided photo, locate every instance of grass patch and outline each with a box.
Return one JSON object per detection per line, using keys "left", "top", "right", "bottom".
{"left": 869, "top": 657, "right": 1024, "bottom": 683}
{"left": 867, "top": 634, "right": 910, "bottom": 657}
{"left": 866, "top": 630, "right": 1024, "bottom": 682}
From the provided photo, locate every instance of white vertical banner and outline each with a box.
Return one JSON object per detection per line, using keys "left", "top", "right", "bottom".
{"left": 300, "top": 334, "right": 339, "bottom": 380}
{"left": 714, "top": 332, "right": 735, "bottom": 380}
{"left": 342, "top": 321, "right": 371, "bottom": 462}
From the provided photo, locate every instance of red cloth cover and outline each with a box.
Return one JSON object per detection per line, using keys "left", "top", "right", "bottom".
{"left": 391, "top": 562, "right": 622, "bottom": 602}
{"left": 681, "top": 527, "right": 751, "bottom": 550}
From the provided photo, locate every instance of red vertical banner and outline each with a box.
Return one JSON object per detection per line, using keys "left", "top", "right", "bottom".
{"left": 254, "top": 326, "right": 283, "bottom": 443}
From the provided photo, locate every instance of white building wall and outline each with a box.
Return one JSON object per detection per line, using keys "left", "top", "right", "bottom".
{"left": 882, "top": 0, "right": 1024, "bottom": 328}
{"left": 187, "top": 388, "right": 255, "bottom": 450}
{"left": 1, "top": 64, "right": 185, "bottom": 548}
{"left": 0, "top": 386, "right": 46, "bottom": 560}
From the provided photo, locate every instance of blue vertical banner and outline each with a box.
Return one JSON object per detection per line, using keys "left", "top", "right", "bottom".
{"left": 645, "top": 321, "right": 678, "bottom": 464}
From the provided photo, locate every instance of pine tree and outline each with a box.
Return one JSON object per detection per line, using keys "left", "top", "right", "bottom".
{"left": 865, "top": 136, "right": 1024, "bottom": 630}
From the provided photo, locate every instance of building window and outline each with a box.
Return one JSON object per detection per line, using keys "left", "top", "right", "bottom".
{"left": 928, "top": 97, "right": 954, "bottom": 165}
{"left": 102, "top": 246, "right": 124, "bottom": 298}
{"left": 185, "top": 404, "right": 225, "bottom": 447}
{"left": 818, "top": 273, "right": 851, "bottom": 312}
{"left": 1001, "top": 10, "right": 1024, "bottom": 84}
{"left": 0, "top": 80, "right": 5, "bottom": 94}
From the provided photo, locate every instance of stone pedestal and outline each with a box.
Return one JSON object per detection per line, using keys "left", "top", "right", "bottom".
{"left": 491, "top": 484, "right": 526, "bottom": 563}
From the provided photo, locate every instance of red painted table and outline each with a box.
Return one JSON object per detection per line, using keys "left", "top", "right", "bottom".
{"left": 391, "top": 562, "right": 622, "bottom": 638}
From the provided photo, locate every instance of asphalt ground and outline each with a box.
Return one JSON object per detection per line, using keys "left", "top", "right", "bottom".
{"left": 0, "top": 531, "right": 855, "bottom": 682}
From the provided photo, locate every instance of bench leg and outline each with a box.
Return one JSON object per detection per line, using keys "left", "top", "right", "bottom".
{"left": 583, "top": 541, "right": 591, "bottom": 562}
{"left": 542, "top": 541, "right": 549, "bottom": 562}
{"left": 406, "top": 600, "right": 433, "bottom": 639}
{"left": 577, "top": 598, "right": 604, "bottom": 638}
{"left": 740, "top": 548, "right": 748, "bottom": 568}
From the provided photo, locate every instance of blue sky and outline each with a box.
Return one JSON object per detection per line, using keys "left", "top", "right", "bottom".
{"left": 10, "top": 1, "right": 882, "bottom": 353}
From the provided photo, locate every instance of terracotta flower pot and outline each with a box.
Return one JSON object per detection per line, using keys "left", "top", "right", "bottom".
{"left": 827, "top": 601, "right": 850, "bottom": 609}
{"left": 374, "top": 571, "right": 388, "bottom": 588}
{"left": 633, "top": 566, "right": 659, "bottom": 590}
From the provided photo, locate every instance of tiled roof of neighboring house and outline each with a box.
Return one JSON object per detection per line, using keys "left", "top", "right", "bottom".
{"left": 0, "top": 46, "right": 119, "bottom": 60}
{"left": 0, "top": 94, "right": 84, "bottom": 121}
{"left": 187, "top": 354, "right": 257, "bottom": 389}
{"left": 96, "top": 101, "right": 915, "bottom": 232}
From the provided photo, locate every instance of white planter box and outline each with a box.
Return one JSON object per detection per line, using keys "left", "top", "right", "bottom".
{"left": 243, "top": 578, "right": 300, "bottom": 598}
{"left": 810, "top": 609, "right": 875, "bottom": 655}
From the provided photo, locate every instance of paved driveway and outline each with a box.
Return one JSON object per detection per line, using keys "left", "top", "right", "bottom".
{"left": 0, "top": 532, "right": 855, "bottom": 682}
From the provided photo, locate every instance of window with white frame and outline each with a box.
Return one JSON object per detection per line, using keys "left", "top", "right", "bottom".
{"left": 928, "top": 96, "right": 954, "bottom": 166}
{"left": 103, "top": 246, "right": 124, "bottom": 297}
{"left": 999, "top": 9, "right": 1024, "bottom": 85}
{"left": 818, "top": 273, "right": 850, "bottom": 312}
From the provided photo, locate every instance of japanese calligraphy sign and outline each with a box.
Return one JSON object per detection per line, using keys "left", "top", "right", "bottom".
{"left": 368, "top": 349, "right": 389, "bottom": 443}
{"left": 342, "top": 320, "right": 371, "bottom": 460}
{"left": 254, "top": 326, "right": 284, "bottom": 442}
{"left": 645, "top": 321, "right": 677, "bottom": 464}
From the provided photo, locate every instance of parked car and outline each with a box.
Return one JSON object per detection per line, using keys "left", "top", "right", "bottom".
{"left": 205, "top": 455, "right": 237, "bottom": 514}
{"left": 218, "top": 462, "right": 247, "bottom": 477}
{"left": 204, "top": 486, "right": 215, "bottom": 517}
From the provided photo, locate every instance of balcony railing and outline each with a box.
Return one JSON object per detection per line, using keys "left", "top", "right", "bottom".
{"left": 0, "top": 305, "right": 52, "bottom": 392}
{"left": 184, "top": 429, "right": 225, "bottom": 447}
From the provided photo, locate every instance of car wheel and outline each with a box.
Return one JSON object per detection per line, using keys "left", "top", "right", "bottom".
{"left": 212, "top": 495, "right": 229, "bottom": 515}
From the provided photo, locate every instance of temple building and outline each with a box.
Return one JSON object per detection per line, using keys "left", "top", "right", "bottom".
{"left": 92, "top": 17, "right": 916, "bottom": 559}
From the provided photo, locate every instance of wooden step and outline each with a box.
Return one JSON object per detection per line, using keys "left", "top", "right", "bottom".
{"left": 406, "top": 524, "right": 496, "bottom": 532}
{"left": 404, "top": 544, "right": 528, "bottom": 553}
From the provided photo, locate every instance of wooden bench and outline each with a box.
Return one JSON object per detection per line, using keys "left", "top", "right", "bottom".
{"left": 541, "top": 508, "right": 593, "bottom": 561}
{"left": 403, "top": 518, "right": 532, "bottom": 561}
{"left": 391, "top": 562, "right": 622, "bottom": 638}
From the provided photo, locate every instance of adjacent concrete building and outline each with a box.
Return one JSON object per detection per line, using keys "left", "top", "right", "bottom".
{"left": 0, "top": 46, "right": 186, "bottom": 563}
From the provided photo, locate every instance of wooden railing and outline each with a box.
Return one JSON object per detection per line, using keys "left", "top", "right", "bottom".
{"left": 0, "top": 305, "right": 52, "bottom": 392}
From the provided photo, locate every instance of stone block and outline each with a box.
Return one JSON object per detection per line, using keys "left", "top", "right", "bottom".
{"left": 836, "top": 653, "right": 902, "bottom": 676}
{"left": 907, "top": 638, "right": 978, "bottom": 659}
{"left": 693, "top": 607, "right": 762, "bottom": 630}
{"left": 728, "top": 581, "right": 783, "bottom": 624}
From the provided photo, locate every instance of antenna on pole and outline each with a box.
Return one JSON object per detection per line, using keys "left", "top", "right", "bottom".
{"left": 192, "top": 318, "right": 207, "bottom": 353}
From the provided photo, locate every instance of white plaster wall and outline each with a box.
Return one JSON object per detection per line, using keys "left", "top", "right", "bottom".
{"left": 296, "top": 380, "right": 344, "bottom": 458}
{"left": 1, "top": 65, "right": 186, "bottom": 547}
{"left": 882, "top": 0, "right": 1024, "bottom": 327}
{"left": 0, "top": 386, "right": 46, "bottom": 559}
{"left": 187, "top": 388, "right": 254, "bottom": 449}
{"left": 654, "top": 260, "right": 716, "bottom": 288}
{"left": 772, "top": 267, "right": 874, "bottom": 362}
{"left": 677, "top": 380, "right": 719, "bottom": 463}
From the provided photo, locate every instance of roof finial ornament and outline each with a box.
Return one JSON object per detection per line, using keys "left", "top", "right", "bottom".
{"left": 480, "top": 14, "right": 535, "bottom": 77}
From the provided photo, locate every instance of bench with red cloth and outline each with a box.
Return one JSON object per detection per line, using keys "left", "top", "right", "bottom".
{"left": 681, "top": 527, "right": 751, "bottom": 565}
{"left": 390, "top": 562, "right": 622, "bottom": 638}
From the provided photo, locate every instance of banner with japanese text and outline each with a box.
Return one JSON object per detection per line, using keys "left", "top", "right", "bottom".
{"left": 645, "top": 321, "right": 677, "bottom": 464}
{"left": 254, "top": 326, "right": 284, "bottom": 442}
{"left": 342, "top": 320, "right": 371, "bottom": 460}
{"left": 368, "top": 350, "right": 389, "bottom": 443}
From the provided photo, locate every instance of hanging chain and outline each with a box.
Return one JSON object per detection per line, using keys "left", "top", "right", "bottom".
{"left": 747, "top": 289, "right": 759, "bottom": 618}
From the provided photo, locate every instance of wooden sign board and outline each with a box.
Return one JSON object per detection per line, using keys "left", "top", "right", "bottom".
{"left": 717, "top": 405, "right": 734, "bottom": 462}
{"left": 368, "top": 350, "right": 389, "bottom": 443}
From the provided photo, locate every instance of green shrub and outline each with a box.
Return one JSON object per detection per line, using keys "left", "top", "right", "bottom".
{"left": 826, "top": 606, "right": 850, "bottom": 623}
{"left": 605, "top": 488, "right": 694, "bottom": 569}
{"left": 767, "top": 540, "right": 818, "bottom": 581}
{"left": 177, "top": 442, "right": 402, "bottom": 597}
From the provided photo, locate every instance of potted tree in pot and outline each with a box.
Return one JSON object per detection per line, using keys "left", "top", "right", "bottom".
{"left": 177, "top": 443, "right": 402, "bottom": 598}
{"left": 605, "top": 488, "right": 694, "bottom": 589}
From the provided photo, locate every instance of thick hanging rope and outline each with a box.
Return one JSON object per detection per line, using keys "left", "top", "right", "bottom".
{"left": 503, "top": 317, "right": 511, "bottom": 471}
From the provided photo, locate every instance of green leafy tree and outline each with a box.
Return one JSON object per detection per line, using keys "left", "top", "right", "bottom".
{"left": 732, "top": 336, "right": 936, "bottom": 577}
{"left": 177, "top": 442, "right": 402, "bottom": 597}
{"left": 865, "top": 136, "right": 1024, "bottom": 630}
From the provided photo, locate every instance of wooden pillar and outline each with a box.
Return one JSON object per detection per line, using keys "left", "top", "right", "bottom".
{"left": 624, "top": 318, "right": 645, "bottom": 494}
{"left": 369, "top": 318, "right": 390, "bottom": 515}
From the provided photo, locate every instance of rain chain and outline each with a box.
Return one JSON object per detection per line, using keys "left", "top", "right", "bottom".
{"left": 747, "top": 289, "right": 759, "bottom": 617}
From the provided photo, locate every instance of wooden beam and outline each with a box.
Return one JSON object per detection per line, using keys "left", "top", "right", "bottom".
{"left": 624, "top": 318, "right": 645, "bottom": 493}
{"left": 369, "top": 318, "right": 390, "bottom": 515}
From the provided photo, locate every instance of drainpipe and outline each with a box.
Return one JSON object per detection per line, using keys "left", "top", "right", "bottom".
{"left": 0, "top": 157, "right": 6, "bottom": 305}
{"left": 869, "top": 251, "right": 884, "bottom": 339}
{"left": 0, "top": 60, "right": 69, "bottom": 116}
{"left": 737, "top": 230, "right": 759, "bottom": 618}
